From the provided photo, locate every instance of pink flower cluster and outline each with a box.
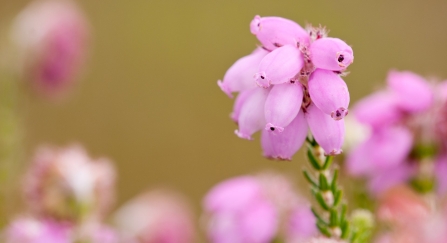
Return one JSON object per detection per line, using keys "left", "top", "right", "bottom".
{"left": 11, "top": 0, "right": 89, "bottom": 97}
{"left": 346, "top": 70, "right": 447, "bottom": 195}
{"left": 218, "top": 15, "right": 353, "bottom": 159}
{"left": 3, "top": 144, "right": 197, "bottom": 243}
{"left": 202, "top": 172, "right": 317, "bottom": 243}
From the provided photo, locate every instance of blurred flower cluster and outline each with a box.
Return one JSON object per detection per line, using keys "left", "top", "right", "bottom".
{"left": 3, "top": 145, "right": 197, "bottom": 243}
{"left": 346, "top": 70, "right": 447, "bottom": 196}
{"left": 218, "top": 15, "right": 354, "bottom": 159}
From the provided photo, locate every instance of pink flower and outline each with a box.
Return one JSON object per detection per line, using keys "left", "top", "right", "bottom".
{"left": 23, "top": 145, "right": 116, "bottom": 222}
{"left": 11, "top": 0, "right": 89, "bottom": 98}
{"left": 218, "top": 15, "right": 354, "bottom": 158}
{"left": 345, "top": 70, "right": 445, "bottom": 195}
{"left": 4, "top": 217, "right": 72, "bottom": 243}
{"left": 203, "top": 173, "right": 317, "bottom": 243}
{"left": 113, "top": 189, "right": 196, "bottom": 243}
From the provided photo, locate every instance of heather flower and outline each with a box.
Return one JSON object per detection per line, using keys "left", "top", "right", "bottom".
{"left": 113, "top": 189, "right": 196, "bottom": 243}
{"left": 218, "top": 15, "right": 354, "bottom": 159}
{"left": 345, "top": 70, "right": 447, "bottom": 195}
{"left": 23, "top": 145, "right": 116, "bottom": 222}
{"left": 4, "top": 217, "right": 72, "bottom": 243}
{"left": 202, "top": 172, "right": 317, "bottom": 243}
{"left": 11, "top": 0, "right": 89, "bottom": 97}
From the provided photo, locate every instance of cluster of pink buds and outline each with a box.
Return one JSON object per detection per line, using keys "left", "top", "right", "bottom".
{"left": 346, "top": 70, "right": 447, "bottom": 195}
{"left": 218, "top": 15, "right": 353, "bottom": 159}
{"left": 11, "top": 0, "right": 89, "bottom": 97}
{"left": 202, "top": 172, "right": 317, "bottom": 243}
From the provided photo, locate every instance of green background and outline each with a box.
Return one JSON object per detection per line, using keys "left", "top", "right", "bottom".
{"left": 1, "top": 0, "right": 447, "bottom": 222}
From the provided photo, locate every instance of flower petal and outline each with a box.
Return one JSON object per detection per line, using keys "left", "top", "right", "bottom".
{"left": 386, "top": 70, "right": 433, "bottom": 113}
{"left": 255, "top": 45, "right": 303, "bottom": 88}
{"left": 218, "top": 48, "right": 268, "bottom": 98}
{"left": 264, "top": 82, "right": 303, "bottom": 132}
{"left": 231, "top": 88, "right": 256, "bottom": 123}
{"left": 250, "top": 15, "right": 309, "bottom": 51}
{"left": 240, "top": 200, "right": 278, "bottom": 243}
{"left": 346, "top": 126, "right": 413, "bottom": 176}
{"left": 235, "top": 88, "right": 269, "bottom": 140}
{"left": 305, "top": 103, "right": 344, "bottom": 155}
{"left": 310, "top": 37, "right": 353, "bottom": 71}
{"left": 261, "top": 111, "right": 307, "bottom": 160}
{"left": 353, "top": 91, "right": 401, "bottom": 129}
{"left": 203, "top": 176, "right": 262, "bottom": 212}
{"left": 308, "top": 69, "right": 350, "bottom": 120}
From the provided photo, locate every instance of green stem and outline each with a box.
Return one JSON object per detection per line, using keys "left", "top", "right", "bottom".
{"left": 303, "top": 137, "right": 350, "bottom": 240}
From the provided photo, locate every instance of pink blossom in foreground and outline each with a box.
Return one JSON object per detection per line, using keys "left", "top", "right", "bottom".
{"left": 11, "top": 0, "right": 89, "bottom": 97}
{"left": 4, "top": 217, "right": 72, "bottom": 243}
{"left": 374, "top": 186, "right": 447, "bottom": 243}
{"left": 113, "top": 189, "right": 196, "bottom": 243}
{"left": 345, "top": 70, "right": 447, "bottom": 195}
{"left": 218, "top": 15, "right": 354, "bottom": 158}
{"left": 23, "top": 145, "right": 116, "bottom": 222}
{"left": 203, "top": 173, "right": 317, "bottom": 243}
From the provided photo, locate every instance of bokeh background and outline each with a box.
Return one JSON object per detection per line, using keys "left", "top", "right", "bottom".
{"left": 1, "top": 0, "right": 447, "bottom": 221}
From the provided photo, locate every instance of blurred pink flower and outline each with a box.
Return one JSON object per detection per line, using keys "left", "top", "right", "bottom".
{"left": 374, "top": 186, "right": 447, "bottom": 243}
{"left": 4, "top": 217, "right": 72, "bottom": 243}
{"left": 11, "top": 0, "right": 89, "bottom": 97}
{"left": 203, "top": 173, "right": 317, "bottom": 243}
{"left": 23, "top": 145, "right": 116, "bottom": 222}
{"left": 113, "top": 189, "right": 196, "bottom": 243}
{"left": 218, "top": 15, "right": 354, "bottom": 159}
{"left": 345, "top": 70, "right": 447, "bottom": 195}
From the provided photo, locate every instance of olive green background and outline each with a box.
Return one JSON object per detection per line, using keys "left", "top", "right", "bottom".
{"left": 1, "top": 0, "right": 447, "bottom": 221}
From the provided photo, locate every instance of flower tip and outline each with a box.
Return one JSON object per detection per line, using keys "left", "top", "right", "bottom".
{"left": 250, "top": 15, "right": 261, "bottom": 35}
{"left": 337, "top": 50, "right": 354, "bottom": 68}
{"left": 265, "top": 123, "right": 285, "bottom": 133}
{"left": 254, "top": 72, "right": 270, "bottom": 88}
{"left": 325, "top": 149, "right": 343, "bottom": 156}
{"left": 263, "top": 154, "right": 292, "bottom": 161}
{"left": 330, "top": 107, "right": 348, "bottom": 120}
{"left": 234, "top": 130, "right": 253, "bottom": 140}
{"left": 217, "top": 80, "right": 233, "bottom": 98}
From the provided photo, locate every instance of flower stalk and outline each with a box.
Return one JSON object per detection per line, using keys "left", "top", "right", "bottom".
{"left": 303, "top": 136, "right": 350, "bottom": 240}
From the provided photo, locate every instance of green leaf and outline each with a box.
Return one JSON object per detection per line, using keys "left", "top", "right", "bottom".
{"left": 315, "top": 191, "right": 330, "bottom": 210}
{"left": 303, "top": 170, "right": 318, "bottom": 188}
{"left": 317, "top": 222, "right": 332, "bottom": 237}
{"left": 341, "top": 221, "right": 350, "bottom": 239}
{"left": 307, "top": 149, "right": 321, "bottom": 170}
{"left": 329, "top": 209, "right": 338, "bottom": 226}
{"left": 319, "top": 173, "right": 329, "bottom": 190}
{"left": 311, "top": 208, "right": 328, "bottom": 226}
{"left": 340, "top": 204, "right": 347, "bottom": 224}
{"left": 334, "top": 189, "right": 343, "bottom": 207}
{"left": 322, "top": 155, "right": 333, "bottom": 170}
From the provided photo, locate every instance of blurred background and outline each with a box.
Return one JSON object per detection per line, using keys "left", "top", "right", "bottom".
{"left": 0, "top": 0, "right": 447, "bottom": 219}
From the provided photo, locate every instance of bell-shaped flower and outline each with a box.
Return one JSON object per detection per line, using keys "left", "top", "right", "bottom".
{"left": 11, "top": 0, "right": 90, "bottom": 98}
{"left": 305, "top": 103, "right": 344, "bottom": 155}
{"left": 264, "top": 82, "right": 303, "bottom": 132}
{"left": 261, "top": 112, "right": 307, "bottom": 160}
{"left": 308, "top": 69, "right": 350, "bottom": 120}
{"left": 353, "top": 91, "right": 402, "bottom": 129}
{"left": 230, "top": 89, "right": 256, "bottom": 123}
{"left": 285, "top": 205, "right": 318, "bottom": 243}
{"left": 234, "top": 88, "right": 269, "bottom": 140}
{"left": 203, "top": 176, "right": 277, "bottom": 243}
{"left": 114, "top": 190, "right": 196, "bottom": 243}
{"left": 218, "top": 48, "right": 268, "bottom": 98}
{"left": 346, "top": 126, "right": 413, "bottom": 176}
{"left": 250, "top": 15, "right": 309, "bottom": 51}
{"left": 310, "top": 37, "right": 353, "bottom": 71}
{"left": 4, "top": 217, "right": 71, "bottom": 243}
{"left": 386, "top": 70, "right": 433, "bottom": 113}
{"left": 254, "top": 45, "right": 303, "bottom": 88}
